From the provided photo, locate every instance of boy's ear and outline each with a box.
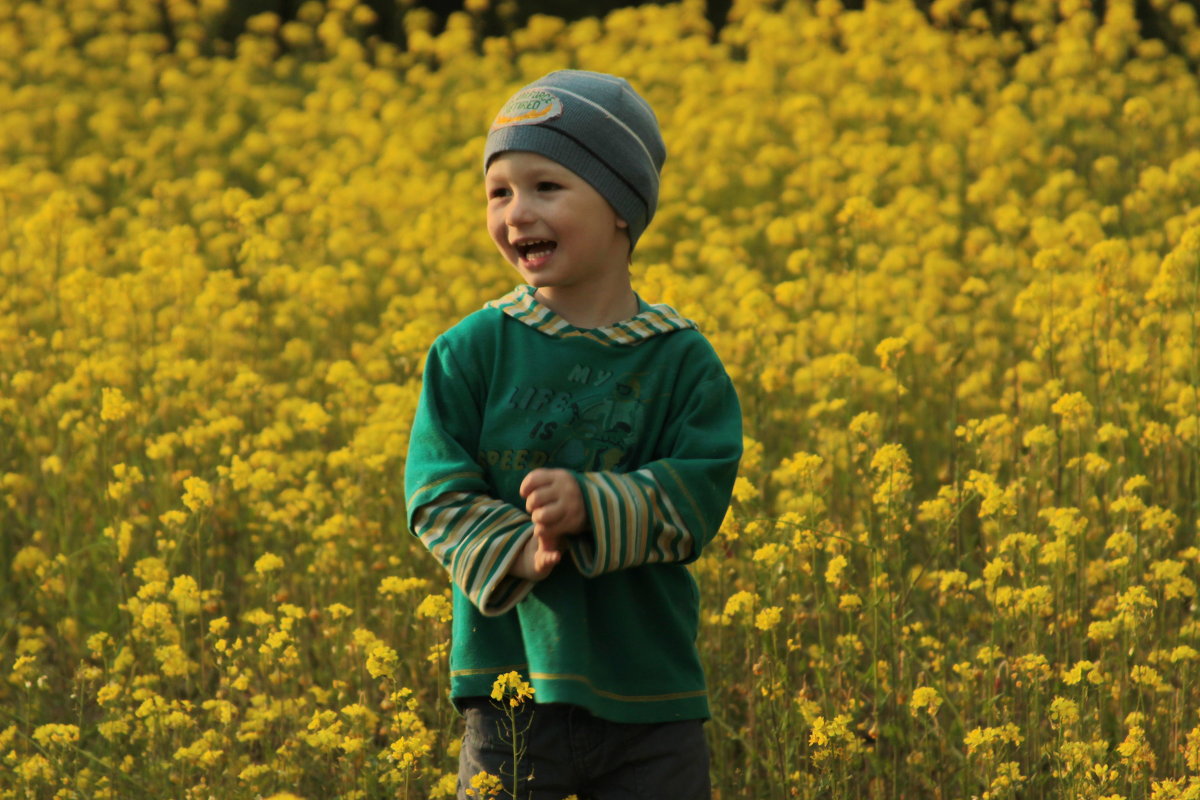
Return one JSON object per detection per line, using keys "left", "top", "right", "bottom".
{"left": 616, "top": 218, "right": 628, "bottom": 229}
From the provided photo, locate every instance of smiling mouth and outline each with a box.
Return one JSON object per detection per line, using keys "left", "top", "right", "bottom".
{"left": 515, "top": 240, "right": 557, "bottom": 262}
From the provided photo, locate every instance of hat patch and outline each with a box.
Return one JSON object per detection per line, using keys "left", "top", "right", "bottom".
{"left": 491, "top": 88, "right": 563, "bottom": 130}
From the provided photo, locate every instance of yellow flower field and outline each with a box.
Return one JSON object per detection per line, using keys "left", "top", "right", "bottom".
{"left": 2, "top": 0, "right": 1200, "bottom": 796}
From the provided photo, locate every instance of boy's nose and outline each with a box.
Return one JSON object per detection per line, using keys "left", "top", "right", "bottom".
{"left": 505, "top": 193, "right": 535, "bottom": 226}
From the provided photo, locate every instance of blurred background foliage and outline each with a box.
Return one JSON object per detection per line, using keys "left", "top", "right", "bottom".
{"left": 213, "top": 0, "right": 1196, "bottom": 63}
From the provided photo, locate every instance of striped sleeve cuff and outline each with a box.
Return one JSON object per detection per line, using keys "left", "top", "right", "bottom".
{"left": 413, "top": 491, "right": 536, "bottom": 616}
{"left": 568, "top": 469, "right": 695, "bottom": 576}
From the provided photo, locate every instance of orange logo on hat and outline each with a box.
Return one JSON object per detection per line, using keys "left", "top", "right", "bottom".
{"left": 491, "top": 88, "right": 564, "bottom": 130}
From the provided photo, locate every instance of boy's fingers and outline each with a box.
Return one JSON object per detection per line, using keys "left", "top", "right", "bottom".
{"left": 519, "top": 468, "right": 554, "bottom": 498}
{"left": 523, "top": 472, "right": 585, "bottom": 534}
{"left": 531, "top": 502, "right": 564, "bottom": 527}
{"left": 524, "top": 487, "right": 549, "bottom": 513}
{"left": 533, "top": 547, "right": 561, "bottom": 578}
{"left": 533, "top": 522, "right": 557, "bottom": 543}
{"left": 525, "top": 484, "right": 568, "bottom": 515}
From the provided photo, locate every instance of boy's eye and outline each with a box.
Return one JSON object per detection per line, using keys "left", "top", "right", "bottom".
{"left": 536, "top": 181, "right": 561, "bottom": 191}
{"left": 487, "top": 187, "right": 511, "bottom": 199}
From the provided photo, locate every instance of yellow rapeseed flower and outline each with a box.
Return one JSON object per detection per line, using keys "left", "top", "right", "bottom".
{"left": 732, "top": 476, "right": 759, "bottom": 503}
{"left": 254, "top": 552, "right": 284, "bottom": 575}
{"left": 465, "top": 771, "right": 503, "bottom": 798}
{"left": 415, "top": 593, "right": 452, "bottom": 622}
{"left": 100, "top": 387, "right": 134, "bottom": 422}
{"left": 1051, "top": 391, "right": 1094, "bottom": 431}
{"left": 490, "top": 670, "right": 535, "bottom": 707}
{"left": 752, "top": 543, "right": 787, "bottom": 567}
{"left": 181, "top": 476, "right": 213, "bottom": 512}
{"left": 874, "top": 336, "right": 909, "bottom": 370}
{"left": 32, "top": 723, "right": 80, "bottom": 747}
{"left": 366, "top": 644, "right": 399, "bottom": 679}
{"left": 165, "top": 575, "right": 199, "bottom": 615}
{"left": 378, "top": 576, "right": 430, "bottom": 595}
{"left": 326, "top": 603, "right": 354, "bottom": 619}
{"left": 722, "top": 590, "right": 757, "bottom": 621}
{"left": 755, "top": 606, "right": 783, "bottom": 631}
{"left": 825, "top": 554, "right": 849, "bottom": 587}
{"left": 909, "top": 686, "right": 942, "bottom": 717}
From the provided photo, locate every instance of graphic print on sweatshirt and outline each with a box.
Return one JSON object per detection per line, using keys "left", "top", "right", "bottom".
{"left": 480, "top": 364, "right": 649, "bottom": 475}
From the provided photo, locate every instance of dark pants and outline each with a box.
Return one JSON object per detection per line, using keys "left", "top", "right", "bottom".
{"left": 457, "top": 698, "right": 711, "bottom": 800}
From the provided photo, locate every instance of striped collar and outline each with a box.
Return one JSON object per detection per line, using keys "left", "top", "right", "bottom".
{"left": 485, "top": 286, "right": 698, "bottom": 346}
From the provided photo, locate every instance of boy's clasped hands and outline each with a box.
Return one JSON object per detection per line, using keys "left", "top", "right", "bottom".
{"left": 511, "top": 468, "right": 587, "bottom": 581}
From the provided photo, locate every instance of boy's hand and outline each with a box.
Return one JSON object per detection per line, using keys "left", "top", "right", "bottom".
{"left": 508, "top": 532, "right": 563, "bottom": 581}
{"left": 519, "top": 468, "right": 587, "bottom": 539}
{"left": 507, "top": 469, "right": 586, "bottom": 581}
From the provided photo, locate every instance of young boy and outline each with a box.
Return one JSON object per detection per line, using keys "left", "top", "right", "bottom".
{"left": 404, "top": 69, "right": 742, "bottom": 800}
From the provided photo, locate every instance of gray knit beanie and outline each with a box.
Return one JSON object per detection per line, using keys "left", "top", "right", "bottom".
{"left": 484, "top": 70, "right": 667, "bottom": 250}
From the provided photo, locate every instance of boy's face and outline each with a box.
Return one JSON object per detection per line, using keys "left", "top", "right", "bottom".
{"left": 485, "top": 151, "right": 631, "bottom": 294}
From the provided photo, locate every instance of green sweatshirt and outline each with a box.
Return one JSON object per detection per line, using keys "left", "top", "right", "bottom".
{"left": 405, "top": 286, "right": 742, "bottom": 723}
